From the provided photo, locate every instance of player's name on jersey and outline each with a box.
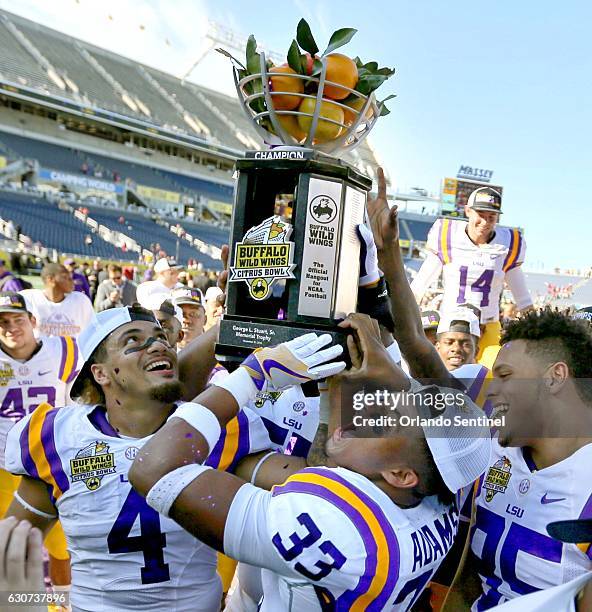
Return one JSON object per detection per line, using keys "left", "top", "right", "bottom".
{"left": 411, "top": 505, "right": 459, "bottom": 572}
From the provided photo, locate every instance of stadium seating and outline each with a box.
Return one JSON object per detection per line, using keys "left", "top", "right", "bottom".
{"left": 0, "top": 191, "right": 133, "bottom": 260}
{"left": 400, "top": 218, "right": 433, "bottom": 243}
{"left": 0, "top": 131, "right": 84, "bottom": 174}
{"left": 83, "top": 205, "right": 222, "bottom": 269}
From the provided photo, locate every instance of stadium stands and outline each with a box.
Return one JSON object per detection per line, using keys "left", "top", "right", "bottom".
{"left": 0, "top": 191, "right": 132, "bottom": 259}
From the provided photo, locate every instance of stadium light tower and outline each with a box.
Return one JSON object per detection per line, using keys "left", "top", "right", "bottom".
{"left": 180, "top": 20, "right": 283, "bottom": 83}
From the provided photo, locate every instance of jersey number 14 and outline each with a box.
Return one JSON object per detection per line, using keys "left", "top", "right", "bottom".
{"left": 457, "top": 266, "right": 494, "bottom": 308}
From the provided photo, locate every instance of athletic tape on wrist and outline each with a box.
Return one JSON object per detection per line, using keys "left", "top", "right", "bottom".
{"left": 146, "top": 463, "right": 211, "bottom": 517}
{"left": 167, "top": 402, "right": 221, "bottom": 455}
{"left": 214, "top": 366, "right": 259, "bottom": 408}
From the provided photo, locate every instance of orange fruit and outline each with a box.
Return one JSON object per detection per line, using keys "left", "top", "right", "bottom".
{"left": 343, "top": 96, "right": 374, "bottom": 125}
{"left": 269, "top": 65, "right": 304, "bottom": 110}
{"left": 277, "top": 114, "right": 306, "bottom": 141}
{"left": 297, "top": 97, "right": 344, "bottom": 143}
{"left": 322, "top": 54, "right": 358, "bottom": 100}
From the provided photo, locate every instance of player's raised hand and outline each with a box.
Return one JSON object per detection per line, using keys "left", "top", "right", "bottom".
{"left": 0, "top": 517, "right": 44, "bottom": 604}
{"left": 367, "top": 167, "right": 399, "bottom": 249}
{"left": 241, "top": 333, "right": 346, "bottom": 391}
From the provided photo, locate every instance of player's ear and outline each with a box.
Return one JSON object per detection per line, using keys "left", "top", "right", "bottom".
{"left": 381, "top": 468, "right": 419, "bottom": 489}
{"left": 29, "top": 314, "right": 37, "bottom": 329}
{"left": 177, "top": 329, "right": 184, "bottom": 344}
{"left": 90, "top": 363, "right": 109, "bottom": 386}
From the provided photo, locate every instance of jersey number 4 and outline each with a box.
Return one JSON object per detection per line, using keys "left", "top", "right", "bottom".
{"left": 457, "top": 266, "right": 494, "bottom": 307}
{"left": 107, "top": 489, "right": 170, "bottom": 584}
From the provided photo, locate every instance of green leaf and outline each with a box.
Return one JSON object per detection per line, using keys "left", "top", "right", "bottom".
{"left": 246, "top": 35, "right": 262, "bottom": 76}
{"left": 215, "top": 48, "right": 246, "bottom": 71}
{"left": 353, "top": 56, "right": 364, "bottom": 68}
{"left": 287, "top": 39, "right": 303, "bottom": 73}
{"left": 322, "top": 27, "right": 357, "bottom": 56}
{"left": 296, "top": 19, "right": 319, "bottom": 55}
{"left": 311, "top": 58, "right": 323, "bottom": 77}
{"left": 363, "top": 61, "right": 378, "bottom": 72}
{"left": 375, "top": 67, "right": 396, "bottom": 77}
{"left": 378, "top": 94, "right": 396, "bottom": 116}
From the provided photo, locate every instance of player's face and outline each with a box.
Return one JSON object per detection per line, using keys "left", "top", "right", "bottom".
{"left": 436, "top": 332, "right": 476, "bottom": 370}
{"left": 109, "top": 271, "right": 123, "bottom": 286}
{"left": 180, "top": 304, "right": 205, "bottom": 341}
{"left": 49, "top": 268, "right": 75, "bottom": 293}
{"left": 326, "top": 400, "right": 424, "bottom": 484}
{"left": 0, "top": 312, "right": 36, "bottom": 350}
{"left": 466, "top": 208, "right": 498, "bottom": 239}
{"left": 488, "top": 339, "right": 548, "bottom": 447}
{"left": 154, "top": 312, "right": 183, "bottom": 348}
{"left": 160, "top": 268, "right": 180, "bottom": 288}
{"left": 100, "top": 321, "right": 180, "bottom": 402}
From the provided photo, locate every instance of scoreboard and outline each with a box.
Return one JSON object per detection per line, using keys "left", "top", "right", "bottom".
{"left": 441, "top": 177, "right": 503, "bottom": 217}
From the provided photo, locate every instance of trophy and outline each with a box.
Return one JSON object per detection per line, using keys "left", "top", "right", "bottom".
{"left": 215, "top": 20, "right": 395, "bottom": 362}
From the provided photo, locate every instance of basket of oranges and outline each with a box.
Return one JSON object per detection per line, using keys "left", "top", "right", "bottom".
{"left": 218, "top": 19, "right": 395, "bottom": 154}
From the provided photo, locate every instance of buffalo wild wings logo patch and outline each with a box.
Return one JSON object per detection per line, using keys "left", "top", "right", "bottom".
{"left": 483, "top": 456, "right": 512, "bottom": 502}
{"left": 229, "top": 215, "right": 295, "bottom": 300}
{"left": 70, "top": 441, "right": 116, "bottom": 490}
{"left": 254, "top": 390, "right": 284, "bottom": 408}
{"left": 0, "top": 364, "right": 13, "bottom": 387}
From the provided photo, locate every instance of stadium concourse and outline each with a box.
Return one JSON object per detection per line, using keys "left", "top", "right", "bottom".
{"left": 0, "top": 8, "right": 592, "bottom": 612}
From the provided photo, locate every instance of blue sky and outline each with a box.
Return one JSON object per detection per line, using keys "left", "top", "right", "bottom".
{"left": 2, "top": 0, "right": 590, "bottom": 271}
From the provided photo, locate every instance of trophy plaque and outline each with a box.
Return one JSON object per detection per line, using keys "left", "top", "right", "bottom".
{"left": 215, "top": 36, "right": 393, "bottom": 362}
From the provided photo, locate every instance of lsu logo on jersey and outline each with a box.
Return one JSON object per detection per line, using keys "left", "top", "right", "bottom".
{"left": 0, "top": 364, "right": 14, "bottom": 387}
{"left": 254, "top": 390, "right": 283, "bottom": 408}
{"left": 69, "top": 441, "right": 116, "bottom": 490}
{"left": 484, "top": 456, "right": 512, "bottom": 502}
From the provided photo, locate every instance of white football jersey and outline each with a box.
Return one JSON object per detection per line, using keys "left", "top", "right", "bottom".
{"left": 0, "top": 335, "right": 79, "bottom": 468}
{"left": 20, "top": 289, "right": 94, "bottom": 338}
{"left": 470, "top": 438, "right": 592, "bottom": 610}
{"left": 425, "top": 219, "right": 526, "bottom": 323}
{"left": 247, "top": 386, "right": 319, "bottom": 457}
{"left": 5, "top": 402, "right": 266, "bottom": 611}
{"left": 225, "top": 466, "right": 458, "bottom": 611}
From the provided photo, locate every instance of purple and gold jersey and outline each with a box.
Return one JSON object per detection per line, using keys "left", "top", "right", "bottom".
{"left": 0, "top": 335, "right": 78, "bottom": 467}
{"left": 225, "top": 466, "right": 457, "bottom": 611}
{"left": 425, "top": 219, "right": 526, "bottom": 323}
{"left": 470, "top": 439, "right": 592, "bottom": 610}
{"left": 5, "top": 402, "right": 247, "bottom": 611}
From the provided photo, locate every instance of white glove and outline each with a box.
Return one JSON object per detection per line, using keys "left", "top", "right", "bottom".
{"left": 241, "top": 333, "right": 346, "bottom": 391}
{"left": 357, "top": 223, "right": 381, "bottom": 287}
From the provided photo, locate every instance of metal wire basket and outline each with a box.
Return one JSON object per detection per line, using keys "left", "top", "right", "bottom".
{"left": 234, "top": 52, "right": 381, "bottom": 154}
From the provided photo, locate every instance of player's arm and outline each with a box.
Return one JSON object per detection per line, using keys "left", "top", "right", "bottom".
{"left": 234, "top": 451, "right": 306, "bottom": 489}
{"left": 129, "top": 333, "right": 345, "bottom": 498}
{"left": 5, "top": 476, "right": 58, "bottom": 535}
{"left": 366, "top": 168, "right": 456, "bottom": 383}
{"left": 410, "top": 252, "right": 443, "bottom": 303}
{"left": 177, "top": 245, "right": 229, "bottom": 399}
{"left": 504, "top": 265, "right": 534, "bottom": 313}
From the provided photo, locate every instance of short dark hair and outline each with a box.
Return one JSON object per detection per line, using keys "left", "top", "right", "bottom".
{"left": 501, "top": 308, "right": 592, "bottom": 404}
{"left": 41, "top": 263, "right": 66, "bottom": 281}
{"left": 416, "top": 437, "right": 455, "bottom": 506}
{"left": 108, "top": 263, "right": 122, "bottom": 274}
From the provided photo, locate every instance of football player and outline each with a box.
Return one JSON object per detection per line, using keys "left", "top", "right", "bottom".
{"left": 444, "top": 310, "right": 592, "bottom": 610}
{"left": 0, "top": 292, "right": 79, "bottom": 588}
{"left": 2, "top": 305, "right": 264, "bottom": 611}
{"left": 129, "top": 313, "right": 491, "bottom": 611}
{"left": 20, "top": 263, "right": 94, "bottom": 339}
{"left": 410, "top": 187, "right": 533, "bottom": 367}
{"left": 173, "top": 287, "right": 206, "bottom": 348}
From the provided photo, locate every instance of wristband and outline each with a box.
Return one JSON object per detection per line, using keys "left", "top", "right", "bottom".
{"left": 168, "top": 402, "right": 222, "bottom": 455}
{"left": 386, "top": 340, "right": 402, "bottom": 364}
{"left": 146, "top": 463, "right": 211, "bottom": 517}
{"left": 250, "top": 451, "right": 278, "bottom": 486}
{"left": 13, "top": 491, "right": 57, "bottom": 519}
{"left": 214, "top": 365, "right": 260, "bottom": 408}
